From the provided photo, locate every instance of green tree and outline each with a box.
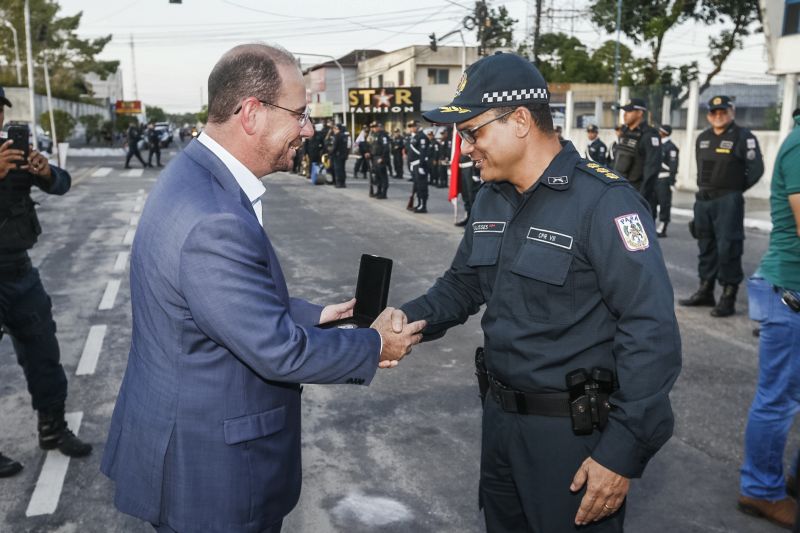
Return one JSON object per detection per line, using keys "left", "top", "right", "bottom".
{"left": 0, "top": 0, "right": 119, "bottom": 100}
{"left": 78, "top": 113, "right": 103, "bottom": 143}
{"left": 146, "top": 105, "right": 167, "bottom": 123}
{"left": 196, "top": 105, "right": 208, "bottom": 125}
{"left": 463, "top": 1, "right": 516, "bottom": 55}
{"left": 40, "top": 109, "right": 75, "bottom": 142}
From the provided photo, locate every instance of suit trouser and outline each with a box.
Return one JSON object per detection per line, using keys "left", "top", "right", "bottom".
{"left": 125, "top": 146, "right": 147, "bottom": 167}
{"left": 481, "top": 397, "right": 624, "bottom": 532}
{"left": 649, "top": 178, "right": 672, "bottom": 222}
{"left": 152, "top": 520, "right": 283, "bottom": 533}
{"left": 0, "top": 266, "right": 67, "bottom": 412}
{"left": 693, "top": 192, "right": 744, "bottom": 285}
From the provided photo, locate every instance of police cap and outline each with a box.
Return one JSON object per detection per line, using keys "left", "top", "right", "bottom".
{"left": 0, "top": 87, "right": 12, "bottom": 108}
{"left": 406, "top": 120, "right": 418, "bottom": 127}
{"left": 708, "top": 95, "right": 733, "bottom": 111}
{"left": 369, "top": 121, "right": 379, "bottom": 127}
{"left": 659, "top": 124, "right": 672, "bottom": 135}
{"left": 619, "top": 98, "right": 647, "bottom": 112}
{"left": 586, "top": 124, "right": 598, "bottom": 133}
{"left": 422, "top": 51, "right": 550, "bottom": 124}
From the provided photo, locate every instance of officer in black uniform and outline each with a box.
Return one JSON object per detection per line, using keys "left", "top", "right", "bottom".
{"left": 652, "top": 125, "right": 679, "bottom": 237}
{"left": 391, "top": 128, "right": 404, "bottom": 179}
{"left": 331, "top": 123, "right": 349, "bottom": 188}
{"left": 395, "top": 53, "right": 680, "bottom": 533}
{"left": 146, "top": 121, "right": 162, "bottom": 168}
{"left": 438, "top": 129, "right": 452, "bottom": 188}
{"left": 124, "top": 120, "right": 148, "bottom": 169}
{"left": 586, "top": 124, "right": 608, "bottom": 165}
{"left": 612, "top": 98, "right": 661, "bottom": 206}
{"left": 609, "top": 124, "right": 622, "bottom": 163}
{"left": 369, "top": 121, "right": 390, "bottom": 199}
{"left": 0, "top": 88, "right": 92, "bottom": 478}
{"left": 679, "top": 95, "right": 764, "bottom": 317}
{"left": 426, "top": 129, "right": 439, "bottom": 187}
{"left": 455, "top": 154, "right": 480, "bottom": 227}
{"left": 406, "top": 120, "right": 429, "bottom": 213}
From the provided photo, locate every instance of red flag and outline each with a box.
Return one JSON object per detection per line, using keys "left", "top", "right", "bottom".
{"left": 448, "top": 124, "right": 461, "bottom": 203}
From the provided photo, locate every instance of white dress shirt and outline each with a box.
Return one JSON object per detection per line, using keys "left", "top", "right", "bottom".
{"left": 198, "top": 133, "right": 266, "bottom": 226}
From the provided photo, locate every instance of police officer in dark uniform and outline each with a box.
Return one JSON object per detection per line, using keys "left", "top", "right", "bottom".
{"left": 124, "top": 120, "right": 148, "bottom": 169}
{"left": 438, "top": 129, "right": 452, "bottom": 188}
{"left": 0, "top": 88, "right": 92, "bottom": 477}
{"left": 331, "top": 123, "right": 349, "bottom": 188}
{"left": 455, "top": 154, "right": 480, "bottom": 227}
{"left": 394, "top": 53, "right": 680, "bottom": 532}
{"left": 391, "top": 128, "right": 404, "bottom": 179}
{"left": 609, "top": 124, "right": 622, "bottom": 163}
{"left": 612, "top": 98, "right": 661, "bottom": 206}
{"left": 586, "top": 124, "right": 608, "bottom": 165}
{"left": 426, "top": 129, "right": 439, "bottom": 187}
{"left": 146, "top": 121, "right": 162, "bottom": 168}
{"left": 406, "top": 120, "right": 429, "bottom": 213}
{"left": 679, "top": 95, "right": 764, "bottom": 317}
{"left": 368, "top": 121, "right": 390, "bottom": 199}
{"left": 652, "top": 125, "right": 679, "bottom": 237}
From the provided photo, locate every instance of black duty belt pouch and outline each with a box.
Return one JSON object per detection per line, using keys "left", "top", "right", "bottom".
{"left": 487, "top": 373, "right": 570, "bottom": 417}
{"left": 567, "top": 367, "right": 616, "bottom": 435}
{"left": 316, "top": 254, "right": 392, "bottom": 329}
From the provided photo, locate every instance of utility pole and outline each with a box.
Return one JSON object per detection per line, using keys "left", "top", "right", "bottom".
{"left": 533, "top": 0, "right": 543, "bottom": 64}
{"left": 612, "top": 0, "right": 622, "bottom": 105}
{"left": 23, "top": 0, "right": 37, "bottom": 150}
{"left": 1, "top": 20, "right": 22, "bottom": 85}
{"left": 130, "top": 34, "right": 139, "bottom": 101}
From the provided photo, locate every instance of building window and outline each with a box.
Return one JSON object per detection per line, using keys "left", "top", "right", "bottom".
{"left": 378, "top": 74, "right": 384, "bottom": 87}
{"left": 427, "top": 68, "right": 449, "bottom": 85}
{"left": 785, "top": 0, "right": 800, "bottom": 36}
{"left": 398, "top": 70, "right": 405, "bottom": 86}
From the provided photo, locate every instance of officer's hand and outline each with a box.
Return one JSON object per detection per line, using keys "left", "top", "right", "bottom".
{"left": 371, "top": 307, "right": 425, "bottom": 369}
{"left": 0, "top": 139, "right": 26, "bottom": 180}
{"left": 319, "top": 298, "right": 356, "bottom": 324}
{"left": 570, "top": 457, "right": 630, "bottom": 525}
{"left": 24, "top": 149, "right": 52, "bottom": 179}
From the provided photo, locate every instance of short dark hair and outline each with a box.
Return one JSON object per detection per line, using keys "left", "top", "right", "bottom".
{"left": 494, "top": 103, "right": 554, "bottom": 134}
{"left": 207, "top": 43, "right": 296, "bottom": 124}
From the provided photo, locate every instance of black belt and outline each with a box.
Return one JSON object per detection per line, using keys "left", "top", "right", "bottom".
{"left": 696, "top": 189, "right": 739, "bottom": 201}
{"left": 488, "top": 374, "right": 570, "bottom": 417}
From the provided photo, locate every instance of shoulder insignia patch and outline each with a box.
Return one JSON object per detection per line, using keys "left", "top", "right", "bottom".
{"left": 746, "top": 138, "right": 756, "bottom": 149}
{"left": 578, "top": 161, "right": 622, "bottom": 182}
{"left": 614, "top": 213, "right": 650, "bottom": 252}
{"left": 651, "top": 137, "right": 660, "bottom": 147}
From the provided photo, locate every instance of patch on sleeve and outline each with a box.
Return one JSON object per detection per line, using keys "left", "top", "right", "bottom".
{"left": 651, "top": 137, "right": 660, "bottom": 147}
{"left": 746, "top": 138, "right": 756, "bottom": 149}
{"left": 614, "top": 213, "right": 650, "bottom": 251}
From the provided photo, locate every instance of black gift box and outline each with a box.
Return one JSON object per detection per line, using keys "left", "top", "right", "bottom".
{"left": 316, "top": 254, "right": 392, "bottom": 329}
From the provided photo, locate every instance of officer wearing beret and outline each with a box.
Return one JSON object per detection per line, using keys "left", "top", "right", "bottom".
{"left": 612, "top": 98, "right": 661, "bottom": 205}
{"left": 0, "top": 87, "right": 92, "bottom": 478}
{"left": 679, "top": 95, "right": 763, "bottom": 317}
{"left": 652, "top": 125, "right": 679, "bottom": 237}
{"left": 394, "top": 53, "right": 681, "bottom": 532}
{"left": 585, "top": 124, "right": 608, "bottom": 166}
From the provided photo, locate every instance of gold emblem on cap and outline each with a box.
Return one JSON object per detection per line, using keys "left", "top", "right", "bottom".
{"left": 713, "top": 97, "right": 721, "bottom": 105}
{"left": 454, "top": 72, "right": 468, "bottom": 97}
{"left": 439, "top": 106, "right": 471, "bottom": 114}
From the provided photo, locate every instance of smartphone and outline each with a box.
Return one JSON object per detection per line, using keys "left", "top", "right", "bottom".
{"left": 7, "top": 124, "right": 30, "bottom": 168}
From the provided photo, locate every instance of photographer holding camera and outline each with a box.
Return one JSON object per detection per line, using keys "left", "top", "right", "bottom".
{"left": 737, "top": 108, "right": 800, "bottom": 529}
{"left": 0, "top": 87, "right": 91, "bottom": 478}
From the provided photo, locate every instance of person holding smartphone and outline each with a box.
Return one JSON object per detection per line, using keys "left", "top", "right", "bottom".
{"left": 0, "top": 86, "right": 91, "bottom": 478}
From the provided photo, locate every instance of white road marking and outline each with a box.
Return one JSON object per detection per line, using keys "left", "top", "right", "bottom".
{"left": 113, "top": 251, "right": 129, "bottom": 272}
{"left": 76, "top": 325, "right": 107, "bottom": 375}
{"left": 91, "top": 167, "right": 112, "bottom": 178}
{"left": 122, "top": 228, "right": 136, "bottom": 245}
{"left": 331, "top": 492, "right": 413, "bottom": 526}
{"left": 137, "top": 188, "right": 145, "bottom": 194}
{"left": 25, "top": 412, "right": 83, "bottom": 517}
{"left": 98, "top": 279, "right": 121, "bottom": 311}
{"left": 671, "top": 207, "right": 771, "bottom": 232}
{"left": 122, "top": 169, "right": 144, "bottom": 177}
{"left": 129, "top": 214, "right": 140, "bottom": 226}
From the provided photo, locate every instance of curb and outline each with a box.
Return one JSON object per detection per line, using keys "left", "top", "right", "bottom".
{"left": 671, "top": 207, "right": 772, "bottom": 232}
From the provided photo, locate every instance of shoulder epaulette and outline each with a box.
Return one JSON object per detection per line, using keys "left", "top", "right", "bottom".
{"left": 577, "top": 160, "right": 625, "bottom": 184}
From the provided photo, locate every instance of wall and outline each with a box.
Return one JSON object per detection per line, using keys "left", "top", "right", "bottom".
{"left": 3, "top": 87, "right": 110, "bottom": 141}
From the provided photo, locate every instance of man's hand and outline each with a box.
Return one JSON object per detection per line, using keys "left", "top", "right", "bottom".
{"left": 370, "top": 307, "right": 425, "bottom": 369}
{"left": 24, "top": 149, "right": 52, "bottom": 180}
{"left": 0, "top": 139, "right": 25, "bottom": 180}
{"left": 570, "top": 457, "right": 630, "bottom": 525}
{"left": 319, "top": 298, "right": 356, "bottom": 324}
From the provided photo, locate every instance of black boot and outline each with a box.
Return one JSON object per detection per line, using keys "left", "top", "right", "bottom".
{"left": 38, "top": 409, "right": 92, "bottom": 458}
{"left": 415, "top": 199, "right": 428, "bottom": 213}
{"left": 679, "top": 280, "right": 716, "bottom": 307}
{"left": 710, "top": 284, "right": 738, "bottom": 317}
{"left": 0, "top": 453, "right": 23, "bottom": 478}
{"left": 657, "top": 221, "right": 668, "bottom": 238}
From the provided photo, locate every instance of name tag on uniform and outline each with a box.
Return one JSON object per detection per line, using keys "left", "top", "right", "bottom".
{"left": 747, "top": 138, "right": 756, "bottom": 149}
{"left": 720, "top": 140, "right": 734, "bottom": 149}
{"left": 699, "top": 140, "right": 710, "bottom": 149}
{"left": 473, "top": 221, "right": 506, "bottom": 234}
{"left": 547, "top": 176, "right": 569, "bottom": 185}
{"left": 527, "top": 227, "right": 573, "bottom": 250}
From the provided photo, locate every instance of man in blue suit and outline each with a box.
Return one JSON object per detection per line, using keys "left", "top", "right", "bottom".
{"left": 101, "top": 43, "right": 425, "bottom": 533}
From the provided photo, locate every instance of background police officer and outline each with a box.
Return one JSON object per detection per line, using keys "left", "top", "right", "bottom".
{"left": 455, "top": 154, "right": 480, "bottom": 227}
{"left": 586, "top": 124, "right": 608, "bottom": 165}
{"left": 612, "top": 98, "right": 661, "bottom": 205}
{"left": 0, "top": 87, "right": 92, "bottom": 478}
{"left": 652, "top": 125, "right": 679, "bottom": 237}
{"left": 368, "top": 121, "right": 390, "bottom": 199}
{"left": 394, "top": 53, "right": 680, "bottom": 532}
{"left": 391, "top": 128, "right": 404, "bottom": 179}
{"left": 331, "top": 123, "right": 349, "bottom": 188}
{"left": 406, "top": 120, "right": 429, "bottom": 213}
{"left": 146, "top": 121, "right": 162, "bottom": 168}
{"left": 679, "top": 95, "right": 764, "bottom": 317}
{"left": 124, "top": 120, "right": 148, "bottom": 169}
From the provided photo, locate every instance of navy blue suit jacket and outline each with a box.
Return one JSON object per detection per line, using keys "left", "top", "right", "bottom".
{"left": 101, "top": 139, "right": 380, "bottom": 532}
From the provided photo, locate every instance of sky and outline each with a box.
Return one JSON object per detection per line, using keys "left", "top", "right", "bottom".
{"left": 55, "top": 0, "right": 774, "bottom": 113}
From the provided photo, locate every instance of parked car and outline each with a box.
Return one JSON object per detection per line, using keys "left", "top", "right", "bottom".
{"left": 1, "top": 122, "right": 53, "bottom": 154}
{"left": 154, "top": 122, "right": 173, "bottom": 148}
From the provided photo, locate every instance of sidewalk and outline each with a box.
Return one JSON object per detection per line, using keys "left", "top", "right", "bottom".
{"left": 672, "top": 188, "right": 772, "bottom": 232}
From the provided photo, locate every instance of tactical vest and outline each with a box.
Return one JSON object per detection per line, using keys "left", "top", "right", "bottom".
{"left": 696, "top": 125, "right": 747, "bottom": 192}
{"left": 0, "top": 170, "right": 41, "bottom": 252}
{"left": 613, "top": 127, "right": 644, "bottom": 183}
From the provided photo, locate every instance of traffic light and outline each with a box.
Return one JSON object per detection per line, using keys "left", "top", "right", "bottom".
{"left": 429, "top": 33, "right": 437, "bottom": 52}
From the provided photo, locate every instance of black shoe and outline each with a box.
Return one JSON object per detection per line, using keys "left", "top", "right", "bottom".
{"left": 657, "top": 221, "right": 668, "bottom": 238}
{"left": 788, "top": 474, "right": 798, "bottom": 499}
{"left": 710, "top": 284, "right": 738, "bottom": 317}
{"left": 679, "top": 280, "right": 716, "bottom": 307}
{"left": 38, "top": 409, "right": 92, "bottom": 458}
{"left": 0, "top": 453, "right": 22, "bottom": 478}
{"left": 124, "top": 165, "right": 131, "bottom": 169}
{"left": 369, "top": 192, "right": 376, "bottom": 198}
{"left": 454, "top": 218, "right": 468, "bottom": 227}
{"left": 414, "top": 206, "right": 428, "bottom": 213}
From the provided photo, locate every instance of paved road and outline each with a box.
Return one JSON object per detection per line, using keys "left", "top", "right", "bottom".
{"left": 0, "top": 146, "right": 795, "bottom": 532}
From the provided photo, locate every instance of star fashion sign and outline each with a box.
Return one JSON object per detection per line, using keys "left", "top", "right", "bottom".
{"left": 348, "top": 87, "right": 422, "bottom": 114}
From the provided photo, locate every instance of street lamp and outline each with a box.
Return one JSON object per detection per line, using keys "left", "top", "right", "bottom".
{"left": 1, "top": 19, "right": 22, "bottom": 85}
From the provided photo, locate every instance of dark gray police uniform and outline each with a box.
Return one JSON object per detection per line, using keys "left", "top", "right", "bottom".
{"left": 401, "top": 52, "right": 681, "bottom": 533}
{"left": 612, "top": 98, "right": 661, "bottom": 205}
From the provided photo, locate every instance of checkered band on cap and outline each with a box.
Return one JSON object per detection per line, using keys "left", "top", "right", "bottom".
{"left": 482, "top": 88, "right": 549, "bottom": 104}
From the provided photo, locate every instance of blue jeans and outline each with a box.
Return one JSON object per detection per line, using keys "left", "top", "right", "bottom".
{"left": 310, "top": 162, "right": 321, "bottom": 185}
{"left": 740, "top": 276, "right": 800, "bottom": 499}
